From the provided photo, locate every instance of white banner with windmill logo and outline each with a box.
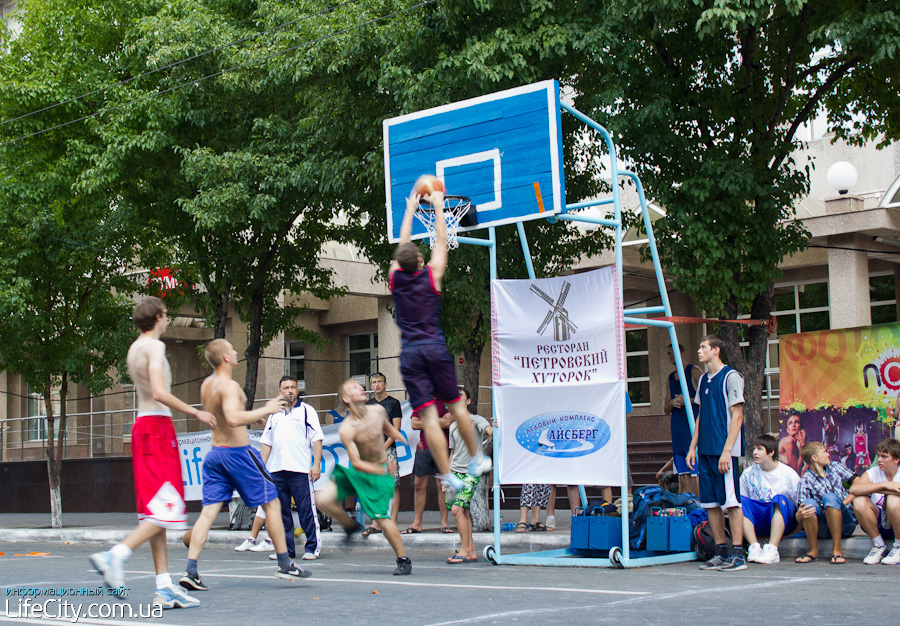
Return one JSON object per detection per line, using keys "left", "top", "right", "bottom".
{"left": 490, "top": 266, "right": 627, "bottom": 485}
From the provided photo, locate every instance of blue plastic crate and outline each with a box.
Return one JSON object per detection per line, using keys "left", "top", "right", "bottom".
{"left": 646, "top": 507, "right": 669, "bottom": 551}
{"left": 647, "top": 507, "right": 692, "bottom": 552}
{"left": 668, "top": 514, "right": 692, "bottom": 552}
{"left": 587, "top": 507, "right": 623, "bottom": 550}
{"left": 570, "top": 508, "right": 591, "bottom": 549}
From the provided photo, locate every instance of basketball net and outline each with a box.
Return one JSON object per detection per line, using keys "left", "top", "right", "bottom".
{"left": 414, "top": 195, "right": 471, "bottom": 250}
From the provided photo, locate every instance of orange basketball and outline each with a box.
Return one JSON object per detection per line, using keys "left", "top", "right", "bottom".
{"left": 413, "top": 174, "right": 445, "bottom": 199}
{"left": 182, "top": 529, "right": 192, "bottom": 548}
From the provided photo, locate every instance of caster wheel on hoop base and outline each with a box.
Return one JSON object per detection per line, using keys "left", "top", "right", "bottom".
{"left": 483, "top": 545, "right": 498, "bottom": 565}
{"left": 609, "top": 546, "right": 625, "bottom": 569}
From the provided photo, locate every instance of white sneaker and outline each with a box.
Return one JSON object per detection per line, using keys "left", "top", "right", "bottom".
{"left": 268, "top": 552, "right": 278, "bottom": 561}
{"left": 881, "top": 545, "right": 900, "bottom": 565}
{"left": 249, "top": 537, "right": 274, "bottom": 552}
{"left": 300, "top": 552, "right": 318, "bottom": 560}
{"left": 89, "top": 550, "right": 125, "bottom": 589}
{"left": 864, "top": 544, "right": 889, "bottom": 565}
{"left": 747, "top": 543, "right": 763, "bottom": 563}
{"left": 234, "top": 538, "right": 257, "bottom": 552}
{"left": 759, "top": 543, "right": 780, "bottom": 564}
{"left": 153, "top": 584, "right": 199, "bottom": 609}
{"left": 467, "top": 453, "right": 492, "bottom": 477}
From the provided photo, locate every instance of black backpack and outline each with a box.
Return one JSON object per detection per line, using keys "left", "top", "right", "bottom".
{"left": 691, "top": 519, "right": 730, "bottom": 561}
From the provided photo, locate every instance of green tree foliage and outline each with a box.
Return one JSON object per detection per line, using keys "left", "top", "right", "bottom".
{"left": 0, "top": 0, "right": 141, "bottom": 527}
{"left": 575, "top": 0, "right": 900, "bottom": 438}
{"left": 80, "top": 0, "right": 360, "bottom": 405}
{"left": 286, "top": 0, "right": 614, "bottom": 406}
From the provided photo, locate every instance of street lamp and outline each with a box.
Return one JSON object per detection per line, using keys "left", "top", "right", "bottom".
{"left": 826, "top": 161, "right": 858, "bottom": 195}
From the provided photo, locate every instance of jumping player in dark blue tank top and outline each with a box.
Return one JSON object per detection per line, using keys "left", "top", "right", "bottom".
{"left": 389, "top": 188, "right": 492, "bottom": 498}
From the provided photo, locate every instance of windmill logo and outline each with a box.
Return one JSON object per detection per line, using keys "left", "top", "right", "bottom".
{"left": 530, "top": 281, "right": 578, "bottom": 341}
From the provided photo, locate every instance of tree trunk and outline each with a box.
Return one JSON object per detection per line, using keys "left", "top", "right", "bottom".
{"left": 464, "top": 343, "right": 485, "bottom": 414}
{"left": 45, "top": 372, "right": 68, "bottom": 529}
{"left": 212, "top": 281, "right": 231, "bottom": 339}
{"left": 461, "top": 313, "right": 487, "bottom": 414}
{"left": 744, "top": 284, "right": 775, "bottom": 440}
{"left": 242, "top": 285, "right": 264, "bottom": 410}
{"left": 718, "top": 284, "right": 775, "bottom": 447}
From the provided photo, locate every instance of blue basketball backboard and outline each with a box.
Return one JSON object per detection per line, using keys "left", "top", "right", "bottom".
{"left": 384, "top": 80, "right": 565, "bottom": 243}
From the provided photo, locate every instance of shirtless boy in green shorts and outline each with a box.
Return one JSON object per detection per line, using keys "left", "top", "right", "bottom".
{"left": 315, "top": 379, "right": 412, "bottom": 575}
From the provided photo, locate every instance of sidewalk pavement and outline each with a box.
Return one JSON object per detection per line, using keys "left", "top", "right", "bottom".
{"left": 0, "top": 510, "right": 879, "bottom": 560}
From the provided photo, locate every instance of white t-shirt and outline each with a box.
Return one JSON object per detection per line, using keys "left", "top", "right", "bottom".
{"left": 260, "top": 401, "right": 324, "bottom": 473}
{"left": 740, "top": 461, "right": 800, "bottom": 503}
{"left": 864, "top": 465, "right": 900, "bottom": 508}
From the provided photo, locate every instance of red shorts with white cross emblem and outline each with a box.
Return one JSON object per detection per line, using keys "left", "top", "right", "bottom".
{"left": 131, "top": 414, "right": 187, "bottom": 530}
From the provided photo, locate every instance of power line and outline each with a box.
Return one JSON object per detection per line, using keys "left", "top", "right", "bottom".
{"left": 0, "top": 0, "right": 365, "bottom": 129}
{"left": 0, "top": 0, "right": 440, "bottom": 148}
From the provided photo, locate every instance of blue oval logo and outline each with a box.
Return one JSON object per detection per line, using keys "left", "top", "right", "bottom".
{"left": 515, "top": 411, "right": 611, "bottom": 457}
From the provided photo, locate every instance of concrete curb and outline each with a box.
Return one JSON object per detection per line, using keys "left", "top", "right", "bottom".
{"left": 2, "top": 527, "right": 879, "bottom": 561}
{"left": 1, "top": 528, "right": 571, "bottom": 551}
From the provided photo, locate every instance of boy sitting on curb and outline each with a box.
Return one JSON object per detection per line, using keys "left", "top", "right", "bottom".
{"left": 739, "top": 434, "right": 801, "bottom": 564}
{"left": 849, "top": 437, "right": 900, "bottom": 565}
{"left": 795, "top": 441, "right": 857, "bottom": 564}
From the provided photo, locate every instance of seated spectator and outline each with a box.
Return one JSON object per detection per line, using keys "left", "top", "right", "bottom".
{"left": 794, "top": 441, "right": 857, "bottom": 564}
{"left": 739, "top": 434, "right": 800, "bottom": 564}
{"left": 849, "top": 438, "right": 900, "bottom": 565}
{"left": 445, "top": 387, "right": 492, "bottom": 563}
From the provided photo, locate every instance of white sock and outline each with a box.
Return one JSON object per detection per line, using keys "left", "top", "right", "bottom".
{"left": 155, "top": 573, "right": 172, "bottom": 589}
{"left": 247, "top": 536, "right": 256, "bottom": 543}
{"left": 109, "top": 544, "right": 132, "bottom": 560}
{"left": 873, "top": 536, "right": 886, "bottom": 549}
{"left": 893, "top": 540, "right": 900, "bottom": 550}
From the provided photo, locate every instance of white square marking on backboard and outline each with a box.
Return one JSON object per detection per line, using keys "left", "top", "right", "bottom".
{"left": 435, "top": 149, "right": 502, "bottom": 212}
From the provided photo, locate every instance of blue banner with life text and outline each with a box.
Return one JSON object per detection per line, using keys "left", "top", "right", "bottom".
{"left": 177, "top": 402, "right": 420, "bottom": 502}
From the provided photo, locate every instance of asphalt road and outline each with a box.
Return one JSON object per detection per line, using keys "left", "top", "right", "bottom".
{"left": 1, "top": 541, "right": 895, "bottom": 625}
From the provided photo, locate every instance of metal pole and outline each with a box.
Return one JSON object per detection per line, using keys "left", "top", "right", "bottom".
{"left": 486, "top": 227, "right": 502, "bottom": 561}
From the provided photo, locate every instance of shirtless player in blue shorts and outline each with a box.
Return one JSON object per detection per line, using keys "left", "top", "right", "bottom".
{"left": 389, "top": 188, "right": 491, "bottom": 496}
{"left": 180, "top": 339, "right": 311, "bottom": 591}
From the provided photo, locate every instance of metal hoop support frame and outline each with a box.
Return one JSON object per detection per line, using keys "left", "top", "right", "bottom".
{"left": 414, "top": 195, "right": 476, "bottom": 250}
{"left": 459, "top": 102, "right": 698, "bottom": 570}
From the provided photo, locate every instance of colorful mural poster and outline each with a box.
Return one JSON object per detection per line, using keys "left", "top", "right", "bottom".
{"left": 779, "top": 323, "right": 900, "bottom": 476}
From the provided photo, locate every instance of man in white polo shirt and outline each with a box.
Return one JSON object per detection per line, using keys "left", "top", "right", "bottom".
{"left": 261, "top": 376, "right": 325, "bottom": 560}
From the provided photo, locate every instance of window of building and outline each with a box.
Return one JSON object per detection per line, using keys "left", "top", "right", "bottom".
{"left": 625, "top": 329, "right": 650, "bottom": 406}
{"left": 284, "top": 337, "right": 305, "bottom": 391}
{"left": 25, "top": 385, "right": 59, "bottom": 442}
{"left": 870, "top": 272, "right": 897, "bottom": 325}
{"left": 348, "top": 332, "right": 378, "bottom": 379}
{"left": 1, "top": 2, "right": 21, "bottom": 36}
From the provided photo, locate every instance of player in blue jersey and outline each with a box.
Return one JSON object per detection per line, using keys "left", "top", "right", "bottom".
{"left": 686, "top": 334, "right": 747, "bottom": 571}
{"left": 660, "top": 343, "right": 700, "bottom": 495}
{"left": 389, "top": 189, "right": 491, "bottom": 497}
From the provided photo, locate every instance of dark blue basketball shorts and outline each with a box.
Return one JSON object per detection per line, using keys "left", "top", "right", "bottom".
{"left": 399, "top": 342, "right": 461, "bottom": 412}
{"left": 698, "top": 454, "right": 742, "bottom": 509}
{"left": 201, "top": 445, "right": 277, "bottom": 507}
